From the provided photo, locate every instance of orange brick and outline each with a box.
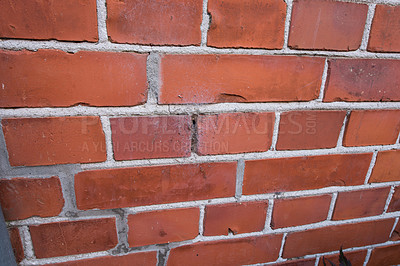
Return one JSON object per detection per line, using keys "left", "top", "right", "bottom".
{"left": 160, "top": 55, "right": 325, "bottom": 104}
{"left": 332, "top": 187, "right": 390, "bottom": 220}
{"left": 368, "top": 5, "right": 400, "bottom": 53}
{"left": 276, "top": 110, "right": 346, "bottom": 150}
{"left": 0, "top": 49, "right": 147, "bottom": 108}
{"left": 272, "top": 195, "right": 331, "bottom": 228}
{"left": 197, "top": 112, "right": 274, "bottom": 155}
{"left": 367, "top": 243, "right": 400, "bottom": 266}
{"left": 207, "top": 0, "right": 286, "bottom": 48}
{"left": 111, "top": 116, "right": 192, "bottom": 160}
{"left": 243, "top": 154, "right": 372, "bottom": 195}
{"left": 203, "top": 202, "right": 267, "bottom": 236}
{"left": 52, "top": 252, "right": 157, "bottom": 266}
{"left": 369, "top": 150, "right": 400, "bottom": 183}
{"left": 107, "top": 0, "right": 202, "bottom": 45}
{"left": 319, "top": 250, "right": 367, "bottom": 266}
{"left": 168, "top": 235, "right": 283, "bottom": 266}
{"left": 128, "top": 208, "right": 199, "bottom": 247}
{"left": 0, "top": 177, "right": 64, "bottom": 221}
{"left": 8, "top": 228, "right": 24, "bottom": 263}
{"left": 0, "top": 0, "right": 97, "bottom": 41}
{"left": 2, "top": 116, "right": 106, "bottom": 166}
{"left": 271, "top": 258, "right": 316, "bottom": 266}
{"left": 343, "top": 110, "right": 400, "bottom": 147}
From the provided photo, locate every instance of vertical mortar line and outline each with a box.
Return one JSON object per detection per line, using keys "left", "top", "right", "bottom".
{"left": 326, "top": 192, "right": 338, "bottom": 221}
{"left": 146, "top": 53, "right": 161, "bottom": 105}
{"left": 235, "top": 159, "right": 245, "bottom": 199}
{"left": 396, "top": 130, "right": 400, "bottom": 144}
{"left": 18, "top": 226, "right": 35, "bottom": 259}
{"left": 270, "top": 112, "right": 281, "bottom": 151}
{"left": 264, "top": 199, "right": 274, "bottom": 232}
{"left": 364, "top": 151, "right": 378, "bottom": 184}
{"left": 389, "top": 217, "right": 399, "bottom": 238}
{"left": 316, "top": 58, "right": 329, "bottom": 102}
{"left": 314, "top": 256, "right": 320, "bottom": 266}
{"left": 112, "top": 209, "right": 129, "bottom": 254}
{"left": 58, "top": 172, "right": 79, "bottom": 217}
{"left": 200, "top": 0, "right": 210, "bottom": 46}
{"left": 157, "top": 249, "right": 170, "bottom": 266}
{"left": 359, "top": 4, "right": 376, "bottom": 51}
{"left": 383, "top": 185, "right": 396, "bottom": 213}
{"left": 336, "top": 110, "right": 350, "bottom": 148}
{"left": 100, "top": 116, "right": 114, "bottom": 162}
{"left": 96, "top": 0, "right": 109, "bottom": 43}
{"left": 282, "top": 0, "right": 294, "bottom": 50}
{"left": 0, "top": 118, "right": 11, "bottom": 174}
{"left": 199, "top": 205, "right": 205, "bottom": 236}
{"left": 363, "top": 248, "right": 372, "bottom": 266}
{"left": 278, "top": 233, "right": 287, "bottom": 259}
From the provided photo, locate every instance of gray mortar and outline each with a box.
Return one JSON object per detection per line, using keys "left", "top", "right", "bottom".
{"left": 146, "top": 53, "right": 161, "bottom": 105}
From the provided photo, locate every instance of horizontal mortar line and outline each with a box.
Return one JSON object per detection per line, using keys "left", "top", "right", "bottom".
{"left": 80, "top": 144, "right": 400, "bottom": 170}
{"left": 1, "top": 102, "right": 400, "bottom": 118}
{"left": 7, "top": 181, "right": 400, "bottom": 227}
{"left": 1, "top": 39, "right": 400, "bottom": 59}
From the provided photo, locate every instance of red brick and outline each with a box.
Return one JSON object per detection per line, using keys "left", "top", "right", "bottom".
{"left": 0, "top": 49, "right": 147, "bottom": 108}
{"left": 160, "top": 55, "right": 325, "bottom": 104}
{"left": 283, "top": 219, "right": 395, "bottom": 258}
{"left": 0, "top": 0, "right": 97, "bottom": 42}
{"left": 75, "top": 162, "right": 236, "bottom": 210}
{"left": 388, "top": 186, "right": 400, "bottom": 212}
{"left": 2, "top": 116, "right": 106, "bottom": 166}
{"left": 243, "top": 153, "right": 372, "bottom": 195}
{"left": 271, "top": 258, "right": 316, "bottom": 266}
{"left": 324, "top": 59, "right": 400, "bottom": 102}
{"left": 369, "top": 150, "right": 400, "bottom": 183}
{"left": 197, "top": 112, "right": 274, "bottom": 155}
{"left": 127, "top": 208, "right": 199, "bottom": 247}
{"left": 271, "top": 195, "right": 331, "bottom": 228}
{"left": 203, "top": 202, "right": 267, "bottom": 236}
{"left": 332, "top": 187, "right": 390, "bottom": 220}
{"left": 207, "top": 0, "right": 286, "bottom": 49}
{"left": 8, "top": 228, "right": 24, "bottom": 263}
{"left": 390, "top": 222, "right": 400, "bottom": 241}
{"left": 30, "top": 218, "right": 118, "bottom": 258}
{"left": 343, "top": 110, "right": 400, "bottom": 147}
{"left": 288, "top": 0, "right": 367, "bottom": 51}
{"left": 368, "top": 5, "right": 400, "bottom": 53}
{"left": 367, "top": 243, "right": 400, "bottom": 266}
{"left": 0, "top": 177, "right": 64, "bottom": 221}
{"left": 168, "top": 235, "right": 283, "bottom": 266}
{"left": 276, "top": 111, "right": 346, "bottom": 150}
{"left": 52, "top": 252, "right": 157, "bottom": 266}
{"left": 107, "top": 0, "right": 202, "bottom": 45}
{"left": 319, "top": 250, "right": 367, "bottom": 266}
{"left": 111, "top": 116, "right": 192, "bottom": 160}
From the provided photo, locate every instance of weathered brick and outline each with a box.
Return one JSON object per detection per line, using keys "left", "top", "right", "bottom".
{"left": 30, "top": 218, "right": 118, "bottom": 258}
{"left": 271, "top": 195, "right": 331, "bottom": 228}
{"left": 288, "top": 0, "right": 368, "bottom": 51}
{"left": 128, "top": 208, "right": 199, "bottom": 247}
{"left": 343, "top": 110, "right": 400, "bottom": 147}
{"left": 369, "top": 150, "right": 400, "bottom": 183}
{"left": 283, "top": 219, "right": 395, "bottom": 258}
{"left": 8, "top": 228, "right": 24, "bottom": 263}
{"left": 111, "top": 116, "right": 192, "bottom": 160}
{"left": 388, "top": 186, "right": 400, "bottom": 213}
{"left": 271, "top": 258, "right": 316, "bottom": 266}
{"left": 0, "top": 49, "right": 147, "bottom": 107}
{"left": 243, "top": 153, "right": 372, "bottom": 195}
{"left": 207, "top": 0, "right": 286, "bottom": 48}
{"left": 367, "top": 243, "right": 400, "bottom": 266}
{"left": 197, "top": 112, "right": 274, "bottom": 155}
{"left": 2, "top": 116, "right": 106, "bottom": 166}
{"left": 168, "top": 235, "right": 283, "bottom": 266}
{"left": 0, "top": 0, "right": 98, "bottom": 42}
{"left": 52, "top": 252, "right": 157, "bottom": 266}
{"left": 75, "top": 163, "right": 236, "bottom": 210}
{"left": 332, "top": 187, "right": 390, "bottom": 220}
{"left": 107, "top": 0, "right": 202, "bottom": 45}
{"left": 0, "top": 177, "right": 64, "bottom": 221}
{"left": 319, "top": 250, "right": 368, "bottom": 266}
{"left": 276, "top": 111, "right": 346, "bottom": 150}
{"left": 324, "top": 59, "right": 400, "bottom": 102}
{"left": 160, "top": 55, "right": 325, "bottom": 104}
{"left": 203, "top": 202, "right": 267, "bottom": 236}
{"left": 368, "top": 5, "right": 400, "bottom": 53}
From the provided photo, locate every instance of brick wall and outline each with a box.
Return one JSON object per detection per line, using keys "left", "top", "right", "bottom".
{"left": 1, "top": 0, "right": 400, "bottom": 265}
